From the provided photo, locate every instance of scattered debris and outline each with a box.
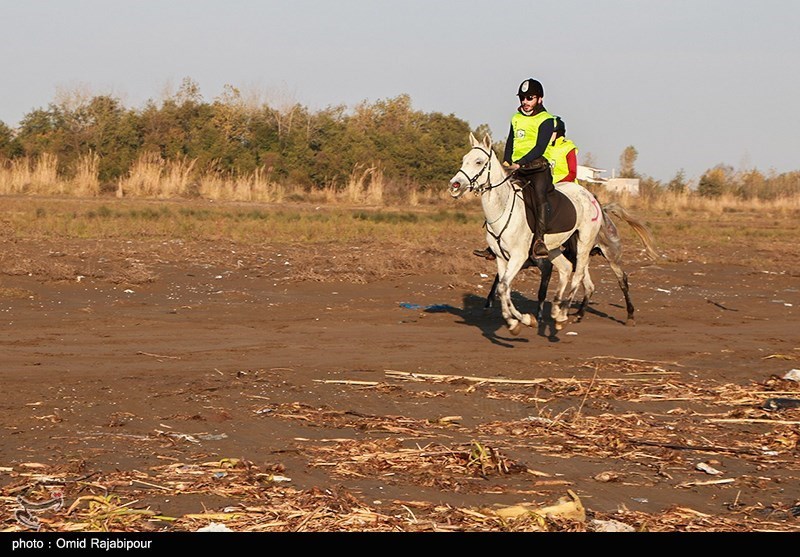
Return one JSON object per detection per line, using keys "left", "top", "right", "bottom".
{"left": 3, "top": 357, "right": 799, "bottom": 532}
{"left": 696, "top": 462, "right": 723, "bottom": 475}
{"left": 706, "top": 298, "right": 737, "bottom": 311}
{"left": 490, "top": 490, "right": 585, "bottom": 524}
{"left": 400, "top": 302, "right": 453, "bottom": 312}
{"left": 784, "top": 369, "right": 800, "bottom": 382}
{"left": 761, "top": 398, "right": 800, "bottom": 411}
{"left": 593, "top": 471, "right": 620, "bottom": 483}
{"left": 197, "top": 522, "right": 233, "bottom": 532}
{"left": 589, "top": 518, "right": 635, "bottom": 532}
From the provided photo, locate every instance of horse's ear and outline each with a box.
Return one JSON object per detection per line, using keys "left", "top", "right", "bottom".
{"left": 482, "top": 135, "right": 493, "bottom": 150}
{"left": 469, "top": 132, "right": 479, "bottom": 147}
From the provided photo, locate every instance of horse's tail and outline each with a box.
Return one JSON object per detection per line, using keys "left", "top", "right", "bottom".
{"left": 601, "top": 202, "right": 660, "bottom": 261}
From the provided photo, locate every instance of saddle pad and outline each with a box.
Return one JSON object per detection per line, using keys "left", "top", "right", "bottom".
{"left": 545, "top": 187, "right": 577, "bottom": 234}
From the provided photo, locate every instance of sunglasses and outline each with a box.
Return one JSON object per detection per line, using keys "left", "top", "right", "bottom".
{"left": 520, "top": 95, "right": 538, "bottom": 102}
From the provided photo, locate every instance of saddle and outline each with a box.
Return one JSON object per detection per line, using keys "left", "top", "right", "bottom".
{"left": 544, "top": 187, "right": 577, "bottom": 234}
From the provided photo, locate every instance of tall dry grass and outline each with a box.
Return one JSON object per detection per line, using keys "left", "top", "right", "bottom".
{"left": 72, "top": 152, "right": 100, "bottom": 197}
{"left": 3, "top": 152, "right": 800, "bottom": 218}
{"left": 0, "top": 153, "right": 101, "bottom": 196}
{"left": 116, "top": 153, "right": 196, "bottom": 198}
{"left": 599, "top": 188, "right": 800, "bottom": 216}
{"left": 198, "top": 165, "right": 287, "bottom": 202}
{"left": 0, "top": 154, "right": 61, "bottom": 194}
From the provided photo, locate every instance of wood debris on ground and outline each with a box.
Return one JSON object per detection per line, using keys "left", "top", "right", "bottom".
{"left": 2, "top": 358, "right": 798, "bottom": 532}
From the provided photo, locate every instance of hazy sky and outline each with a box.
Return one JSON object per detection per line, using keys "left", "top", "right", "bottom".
{"left": 2, "top": 0, "right": 798, "bottom": 182}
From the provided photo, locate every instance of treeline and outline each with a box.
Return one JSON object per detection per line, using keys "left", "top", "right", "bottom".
{"left": 620, "top": 146, "right": 800, "bottom": 202}
{"left": 2, "top": 79, "right": 799, "bottom": 203}
{"left": 0, "top": 78, "right": 477, "bottom": 196}
{"left": 633, "top": 166, "right": 800, "bottom": 202}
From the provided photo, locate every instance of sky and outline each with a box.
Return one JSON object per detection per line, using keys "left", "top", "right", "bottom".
{"left": 2, "top": 0, "right": 799, "bottom": 183}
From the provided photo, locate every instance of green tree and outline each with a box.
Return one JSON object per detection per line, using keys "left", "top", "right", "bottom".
{"left": 736, "top": 169, "right": 766, "bottom": 200}
{"left": 0, "top": 121, "right": 22, "bottom": 158}
{"left": 8, "top": 81, "right": 482, "bottom": 193}
{"left": 581, "top": 151, "right": 597, "bottom": 169}
{"left": 16, "top": 107, "right": 66, "bottom": 159}
{"left": 79, "top": 95, "right": 142, "bottom": 181}
{"left": 638, "top": 175, "right": 663, "bottom": 200}
{"left": 667, "top": 169, "right": 687, "bottom": 194}
{"left": 619, "top": 145, "right": 638, "bottom": 178}
{"left": 697, "top": 164, "right": 734, "bottom": 198}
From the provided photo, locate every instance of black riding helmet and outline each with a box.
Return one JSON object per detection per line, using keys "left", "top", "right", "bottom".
{"left": 554, "top": 116, "right": 566, "bottom": 137}
{"left": 517, "top": 78, "right": 544, "bottom": 98}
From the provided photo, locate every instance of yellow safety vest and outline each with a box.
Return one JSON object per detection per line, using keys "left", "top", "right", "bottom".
{"left": 547, "top": 137, "right": 578, "bottom": 183}
{"left": 511, "top": 110, "right": 555, "bottom": 162}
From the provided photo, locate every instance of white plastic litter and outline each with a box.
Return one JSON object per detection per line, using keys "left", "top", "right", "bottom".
{"left": 696, "top": 462, "right": 722, "bottom": 475}
{"left": 590, "top": 519, "right": 635, "bottom": 532}
{"left": 784, "top": 369, "right": 800, "bottom": 382}
{"left": 197, "top": 522, "right": 233, "bottom": 532}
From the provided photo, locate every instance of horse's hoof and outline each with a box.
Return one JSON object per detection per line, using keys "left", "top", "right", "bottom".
{"left": 509, "top": 323, "right": 522, "bottom": 336}
{"left": 521, "top": 314, "right": 536, "bottom": 328}
{"left": 626, "top": 318, "right": 636, "bottom": 327}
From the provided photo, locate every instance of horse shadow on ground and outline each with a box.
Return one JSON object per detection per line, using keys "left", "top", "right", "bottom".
{"left": 579, "top": 302, "right": 627, "bottom": 326}
{"left": 423, "top": 292, "right": 627, "bottom": 347}
{"left": 421, "top": 292, "right": 553, "bottom": 347}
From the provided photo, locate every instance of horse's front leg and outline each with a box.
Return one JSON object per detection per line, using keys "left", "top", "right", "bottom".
{"left": 495, "top": 255, "right": 534, "bottom": 335}
{"left": 573, "top": 269, "right": 595, "bottom": 323}
{"left": 549, "top": 253, "right": 573, "bottom": 330}
{"left": 485, "top": 273, "right": 500, "bottom": 309}
{"left": 534, "top": 258, "right": 553, "bottom": 322}
{"left": 555, "top": 240, "right": 593, "bottom": 329}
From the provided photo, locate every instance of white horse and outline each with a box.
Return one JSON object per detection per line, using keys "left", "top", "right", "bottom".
{"left": 449, "top": 133, "right": 606, "bottom": 334}
{"left": 483, "top": 200, "right": 659, "bottom": 326}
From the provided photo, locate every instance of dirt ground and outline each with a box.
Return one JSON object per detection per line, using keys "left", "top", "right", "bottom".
{"left": 1, "top": 205, "right": 799, "bottom": 532}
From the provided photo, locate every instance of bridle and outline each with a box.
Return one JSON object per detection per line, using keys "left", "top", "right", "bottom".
{"left": 456, "top": 146, "right": 523, "bottom": 260}
{"left": 455, "top": 146, "right": 515, "bottom": 195}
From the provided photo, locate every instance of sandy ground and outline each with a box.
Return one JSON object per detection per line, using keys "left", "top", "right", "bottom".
{"left": 1, "top": 213, "right": 799, "bottom": 532}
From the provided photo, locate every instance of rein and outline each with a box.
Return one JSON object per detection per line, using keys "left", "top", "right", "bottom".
{"left": 458, "top": 146, "right": 521, "bottom": 261}
{"left": 456, "top": 146, "right": 515, "bottom": 195}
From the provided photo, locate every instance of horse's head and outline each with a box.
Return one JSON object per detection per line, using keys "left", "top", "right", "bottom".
{"left": 449, "top": 133, "right": 495, "bottom": 198}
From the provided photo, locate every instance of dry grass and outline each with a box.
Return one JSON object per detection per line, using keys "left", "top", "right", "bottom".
{"left": 601, "top": 188, "right": 800, "bottom": 216}
{"left": 116, "top": 153, "right": 196, "bottom": 198}
{"left": 1, "top": 196, "right": 798, "bottom": 533}
{"left": 72, "top": 152, "right": 100, "bottom": 197}
{"left": 0, "top": 194, "right": 797, "bottom": 288}
{"left": 2, "top": 365, "right": 797, "bottom": 532}
{"left": 3, "top": 152, "right": 800, "bottom": 218}
{"left": 198, "top": 165, "right": 286, "bottom": 203}
{"left": 0, "top": 154, "right": 60, "bottom": 194}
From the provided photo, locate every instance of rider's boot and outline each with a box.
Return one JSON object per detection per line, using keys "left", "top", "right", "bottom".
{"left": 473, "top": 247, "right": 496, "bottom": 261}
{"left": 531, "top": 203, "right": 549, "bottom": 259}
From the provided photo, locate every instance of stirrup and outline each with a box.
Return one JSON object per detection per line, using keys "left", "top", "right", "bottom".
{"left": 532, "top": 240, "right": 549, "bottom": 258}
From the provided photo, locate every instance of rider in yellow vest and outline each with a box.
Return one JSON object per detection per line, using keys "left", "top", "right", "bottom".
{"left": 473, "top": 78, "right": 556, "bottom": 261}
{"left": 473, "top": 115, "right": 580, "bottom": 261}
{"left": 547, "top": 117, "right": 578, "bottom": 183}
{"left": 504, "top": 78, "right": 556, "bottom": 258}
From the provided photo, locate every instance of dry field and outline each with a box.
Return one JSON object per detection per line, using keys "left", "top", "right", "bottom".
{"left": 0, "top": 195, "right": 799, "bottom": 532}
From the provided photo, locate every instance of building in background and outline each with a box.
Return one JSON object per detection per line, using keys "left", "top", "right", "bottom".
{"left": 576, "top": 165, "right": 640, "bottom": 195}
